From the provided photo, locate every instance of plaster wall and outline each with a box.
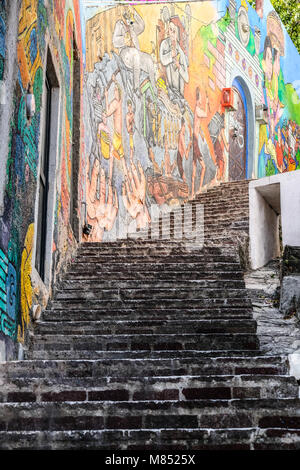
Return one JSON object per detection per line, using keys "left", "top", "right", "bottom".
{"left": 249, "top": 181, "right": 280, "bottom": 270}
{"left": 249, "top": 171, "right": 300, "bottom": 269}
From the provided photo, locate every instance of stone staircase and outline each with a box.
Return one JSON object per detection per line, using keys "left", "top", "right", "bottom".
{"left": 0, "top": 180, "right": 300, "bottom": 450}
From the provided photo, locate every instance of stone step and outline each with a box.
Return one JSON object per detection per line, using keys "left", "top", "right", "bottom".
{"left": 1, "top": 427, "right": 299, "bottom": 450}
{"left": 41, "top": 307, "right": 254, "bottom": 322}
{"left": 64, "top": 270, "right": 245, "bottom": 281}
{"left": 0, "top": 375, "right": 297, "bottom": 403}
{"left": 54, "top": 288, "right": 250, "bottom": 302}
{"left": 2, "top": 355, "right": 289, "bottom": 378}
{"left": 67, "top": 262, "right": 245, "bottom": 273}
{"left": 69, "top": 258, "right": 242, "bottom": 268}
{"left": 69, "top": 257, "right": 243, "bottom": 267}
{"left": 74, "top": 253, "right": 239, "bottom": 263}
{"left": 48, "top": 299, "right": 253, "bottom": 312}
{"left": 34, "top": 319, "right": 257, "bottom": 336}
{"left": 59, "top": 279, "right": 245, "bottom": 290}
{"left": 0, "top": 399, "right": 299, "bottom": 433}
{"left": 29, "top": 333, "right": 260, "bottom": 355}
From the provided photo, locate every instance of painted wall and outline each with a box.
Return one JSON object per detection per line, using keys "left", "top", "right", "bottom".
{"left": 82, "top": 0, "right": 300, "bottom": 243}
{"left": 0, "top": 0, "right": 5, "bottom": 81}
{"left": 0, "top": 0, "right": 84, "bottom": 360}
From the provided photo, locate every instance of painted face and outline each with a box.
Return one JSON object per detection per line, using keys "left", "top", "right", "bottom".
{"left": 169, "top": 22, "right": 178, "bottom": 43}
{"left": 264, "top": 47, "right": 273, "bottom": 82}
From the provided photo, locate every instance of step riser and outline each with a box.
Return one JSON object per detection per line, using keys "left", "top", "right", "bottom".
{"left": 35, "top": 321, "right": 257, "bottom": 336}
{"left": 0, "top": 399, "right": 299, "bottom": 432}
{"left": 2, "top": 428, "right": 300, "bottom": 451}
{"left": 1, "top": 376, "right": 297, "bottom": 402}
{"left": 30, "top": 334, "right": 260, "bottom": 354}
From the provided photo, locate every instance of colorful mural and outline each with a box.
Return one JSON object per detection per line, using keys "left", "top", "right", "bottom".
{"left": 83, "top": 0, "right": 300, "bottom": 242}
{"left": 257, "top": 5, "right": 300, "bottom": 176}
{"left": 83, "top": 1, "right": 232, "bottom": 241}
{"left": 0, "top": 0, "right": 83, "bottom": 350}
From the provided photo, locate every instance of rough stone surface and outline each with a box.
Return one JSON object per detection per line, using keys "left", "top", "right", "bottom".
{"left": 1, "top": 181, "right": 300, "bottom": 450}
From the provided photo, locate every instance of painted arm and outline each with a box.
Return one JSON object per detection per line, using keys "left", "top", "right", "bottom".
{"left": 177, "top": 46, "right": 189, "bottom": 83}
{"left": 112, "top": 21, "right": 126, "bottom": 49}
{"left": 160, "top": 39, "right": 173, "bottom": 67}
{"left": 132, "top": 10, "right": 145, "bottom": 36}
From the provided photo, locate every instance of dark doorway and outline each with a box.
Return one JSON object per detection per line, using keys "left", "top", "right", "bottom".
{"left": 35, "top": 74, "right": 51, "bottom": 281}
{"left": 35, "top": 51, "right": 59, "bottom": 282}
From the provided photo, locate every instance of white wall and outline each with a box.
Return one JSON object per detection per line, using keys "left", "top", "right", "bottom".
{"left": 249, "top": 171, "right": 300, "bottom": 270}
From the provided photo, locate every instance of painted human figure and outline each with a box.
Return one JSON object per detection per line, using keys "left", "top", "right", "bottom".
{"left": 177, "top": 118, "right": 192, "bottom": 183}
{"left": 209, "top": 110, "right": 229, "bottom": 181}
{"left": 191, "top": 88, "right": 210, "bottom": 198}
{"left": 163, "top": 135, "right": 176, "bottom": 177}
{"left": 105, "top": 76, "right": 127, "bottom": 174}
{"left": 86, "top": 157, "right": 118, "bottom": 241}
{"left": 112, "top": 7, "right": 156, "bottom": 93}
{"left": 159, "top": 17, "right": 189, "bottom": 97}
{"left": 146, "top": 97, "right": 156, "bottom": 147}
{"left": 122, "top": 160, "right": 150, "bottom": 230}
{"left": 126, "top": 99, "right": 135, "bottom": 163}
{"left": 97, "top": 112, "right": 113, "bottom": 180}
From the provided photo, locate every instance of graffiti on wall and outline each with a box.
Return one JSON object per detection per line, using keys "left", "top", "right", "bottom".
{"left": 0, "top": 247, "right": 17, "bottom": 339}
{"left": 84, "top": 1, "right": 231, "bottom": 241}
{"left": 1, "top": 0, "right": 83, "bottom": 345}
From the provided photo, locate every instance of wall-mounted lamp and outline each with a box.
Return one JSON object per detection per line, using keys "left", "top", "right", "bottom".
{"left": 255, "top": 103, "right": 268, "bottom": 124}
{"left": 221, "top": 88, "right": 236, "bottom": 111}
{"left": 26, "top": 84, "right": 36, "bottom": 120}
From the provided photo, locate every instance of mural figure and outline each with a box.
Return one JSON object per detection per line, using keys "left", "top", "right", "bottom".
{"left": 122, "top": 160, "right": 150, "bottom": 230}
{"left": 105, "top": 75, "right": 127, "bottom": 175}
{"left": 126, "top": 99, "right": 135, "bottom": 163}
{"left": 192, "top": 88, "right": 210, "bottom": 198}
{"left": 112, "top": 6, "right": 156, "bottom": 94}
{"left": 209, "top": 109, "right": 229, "bottom": 181}
{"left": 159, "top": 15, "right": 189, "bottom": 98}
{"left": 86, "top": 157, "right": 118, "bottom": 242}
{"left": 97, "top": 111, "right": 113, "bottom": 179}
{"left": 177, "top": 117, "right": 192, "bottom": 183}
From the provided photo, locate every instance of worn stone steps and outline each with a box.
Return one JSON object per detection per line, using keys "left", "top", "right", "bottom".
{"left": 28, "top": 332, "right": 260, "bottom": 356}
{"left": 34, "top": 319, "right": 257, "bottom": 336}
{"left": 41, "top": 308, "right": 254, "bottom": 322}
{"left": 54, "top": 288, "right": 250, "bottom": 303}
{"left": 59, "top": 279, "right": 245, "bottom": 290}
{"left": 0, "top": 374, "right": 297, "bottom": 403}
{"left": 0, "top": 399, "right": 299, "bottom": 434}
{"left": 2, "top": 427, "right": 300, "bottom": 450}
{"left": 1, "top": 355, "right": 289, "bottom": 378}
{"left": 2, "top": 179, "right": 299, "bottom": 450}
{"left": 48, "top": 298, "right": 253, "bottom": 311}
{"left": 63, "top": 271, "right": 245, "bottom": 282}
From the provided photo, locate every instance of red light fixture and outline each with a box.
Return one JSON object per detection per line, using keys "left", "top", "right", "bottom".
{"left": 221, "top": 88, "right": 234, "bottom": 109}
